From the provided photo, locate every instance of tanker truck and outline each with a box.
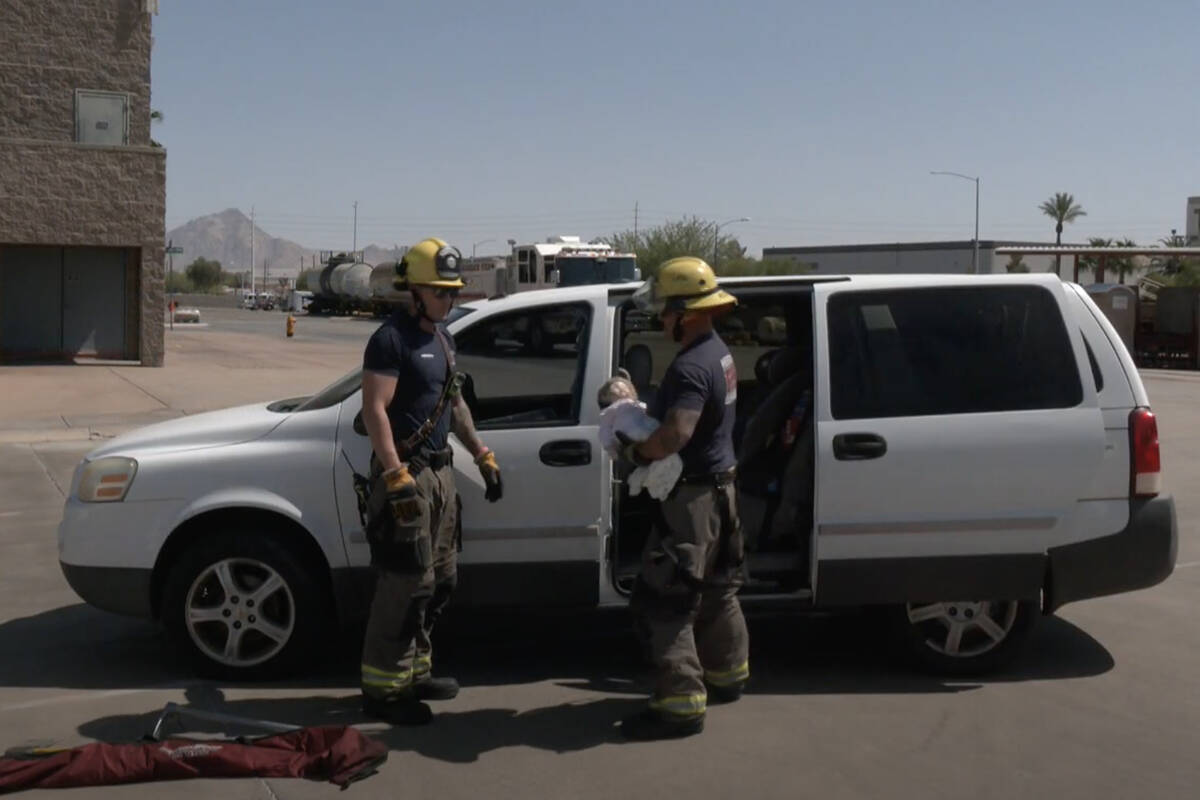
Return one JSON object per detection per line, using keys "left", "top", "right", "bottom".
{"left": 306, "top": 251, "right": 375, "bottom": 315}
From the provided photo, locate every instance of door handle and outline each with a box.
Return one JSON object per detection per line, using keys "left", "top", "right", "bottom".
{"left": 832, "top": 433, "right": 887, "bottom": 461}
{"left": 539, "top": 440, "right": 592, "bottom": 467}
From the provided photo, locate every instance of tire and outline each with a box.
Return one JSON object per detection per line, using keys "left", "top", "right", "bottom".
{"left": 887, "top": 598, "right": 1038, "bottom": 676}
{"left": 161, "top": 528, "right": 332, "bottom": 681}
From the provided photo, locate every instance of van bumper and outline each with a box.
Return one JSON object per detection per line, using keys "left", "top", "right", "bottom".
{"left": 1045, "top": 495, "right": 1178, "bottom": 612}
{"left": 60, "top": 562, "right": 154, "bottom": 619}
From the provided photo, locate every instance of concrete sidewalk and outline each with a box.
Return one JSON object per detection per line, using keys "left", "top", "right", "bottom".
{"left": 0, "top": 327, "right": 361, "bottom": 444}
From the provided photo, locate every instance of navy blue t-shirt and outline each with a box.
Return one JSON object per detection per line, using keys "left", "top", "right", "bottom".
{"left": 651, "top": 331, "right": 738, "bottom": 475}
{"left": 363, "top": 311, "right": 454, "bottom": 451}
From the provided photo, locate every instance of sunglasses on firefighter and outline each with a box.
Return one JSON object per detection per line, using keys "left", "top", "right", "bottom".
{"left": 432, "top": 287, "right": 459, "bottom": 300}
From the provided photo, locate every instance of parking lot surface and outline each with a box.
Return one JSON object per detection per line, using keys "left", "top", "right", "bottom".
{"left": 0, "top": 315, "right": 1196, "bottom": 799}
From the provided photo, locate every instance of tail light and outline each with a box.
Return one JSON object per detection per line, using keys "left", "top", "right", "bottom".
{"left": 1130, "top": 408, "right": 1161, "bottom": 498}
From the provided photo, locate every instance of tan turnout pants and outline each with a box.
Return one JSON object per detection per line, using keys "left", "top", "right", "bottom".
{"left": 360, "top": 463, "right": 458, "bottom": 699}
{"left": 632, "top": 480, "right": 750, "bottom": 719}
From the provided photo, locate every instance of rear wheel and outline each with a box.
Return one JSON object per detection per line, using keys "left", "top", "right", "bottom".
{"left": 889, "top": 598, "right": 1037, "bottom": 676}
{"left": 162, "top": 529, "right": 332, "bottom": 680}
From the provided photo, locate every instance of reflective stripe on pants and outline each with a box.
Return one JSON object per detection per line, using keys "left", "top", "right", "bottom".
{"left": 649, "top": 693, "right": 708, "bottom": 719}
{"left": 412, "top": 653, "right": 433, "bottom": 679}
{"left": 705, "top": 660, "right": 749, "bottom": 687}
{"left": 360, "top": 663, "right": 413, "bottom": 694}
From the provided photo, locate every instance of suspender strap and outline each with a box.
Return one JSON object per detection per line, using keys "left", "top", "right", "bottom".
{"left": 397, "top": 326, "right": 461, "bottom": 458}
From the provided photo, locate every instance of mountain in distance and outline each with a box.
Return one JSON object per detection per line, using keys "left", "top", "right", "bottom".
{"left": 165, "top": 209, "right": 408, "bottom": 278}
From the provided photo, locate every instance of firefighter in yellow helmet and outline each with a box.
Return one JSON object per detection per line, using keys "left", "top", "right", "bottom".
{"left": 618, "top": 256, "right": 749, "bottom": 740}
{"left": 358, "top": 237, "right": 503, "bottom": 725}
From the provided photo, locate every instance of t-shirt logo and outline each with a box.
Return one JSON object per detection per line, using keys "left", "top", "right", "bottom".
{"left": 721, "top": 354, "right": 737, "bottom": 405}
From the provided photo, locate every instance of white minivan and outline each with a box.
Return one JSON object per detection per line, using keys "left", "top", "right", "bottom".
{"left": 58, "top": 274, "right": 1176, "bottom": 678}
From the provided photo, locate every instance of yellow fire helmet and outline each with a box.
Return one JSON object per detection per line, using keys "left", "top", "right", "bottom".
{"left": 632, "top": 256, "right": 737, "bottom": 314}
{"left": 394, "top": 237, "right": 465, "bottom": 290}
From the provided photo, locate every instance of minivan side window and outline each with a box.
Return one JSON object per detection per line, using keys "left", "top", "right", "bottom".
{"left": 828, "top": 286, "right": 1083, "bottom": 420}
{"left": 454, "top": 303, "right": 591, "bottom": 429}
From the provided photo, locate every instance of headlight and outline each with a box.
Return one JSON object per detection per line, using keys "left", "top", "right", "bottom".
{"left": 77, "top": 457, "right": 138, "bottom": 503}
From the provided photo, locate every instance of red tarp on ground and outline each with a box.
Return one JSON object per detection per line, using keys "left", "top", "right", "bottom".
{"left": 0, "top": 725, "right": 386, "bottom": 793}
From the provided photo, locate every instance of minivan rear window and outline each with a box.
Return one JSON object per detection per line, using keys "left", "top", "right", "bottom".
{"left": 828, "top": 286, "right": 1083, "bottom": 419}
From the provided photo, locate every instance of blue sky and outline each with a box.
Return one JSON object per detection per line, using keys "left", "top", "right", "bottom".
{"left": 154, "top": 0, "right": 1199, "bottom": 257}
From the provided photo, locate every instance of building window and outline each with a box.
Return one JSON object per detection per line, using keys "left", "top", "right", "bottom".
{"left": 75, "top": 90, "right": 130, "bottom": 146}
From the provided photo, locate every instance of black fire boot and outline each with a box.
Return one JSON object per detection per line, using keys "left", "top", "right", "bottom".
{"left": 413, "top": 676, "right": 460, "bottom": 701}
{"left": 705, "top": 681, "right": 745, "bottom": 705}
{"left": 362, "top": 694, "right": 433, "bottom": 726}
{"left": 620, "top": 709, "right": 704, "bottom": 741}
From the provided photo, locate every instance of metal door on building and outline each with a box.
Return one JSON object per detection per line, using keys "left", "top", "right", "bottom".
{"left": 0, "top": 247, "right": 64, "bottom": 360}
{"left": 63, "top": 248, "right": 127, "bottom": 358}
{"left": 0, "top": 246, "right": 130, "bottom": 361}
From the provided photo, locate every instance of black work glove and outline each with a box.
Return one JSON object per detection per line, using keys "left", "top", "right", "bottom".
{"left": 476, "top": 449, "right": 503, "bottom": 502}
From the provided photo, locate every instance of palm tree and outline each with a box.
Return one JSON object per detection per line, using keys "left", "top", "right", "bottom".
{"left": 1114, "top": 238, "right": 1139, "bottom": 284}
{"left": 1039, "top": 193, "right": 1087, "bottom": 279}
{"left": 1078, "top": 236, "right": 1112, "bottom": 282}
{"left": 1156, "top": 230, "right": 1200, "bottom": 283}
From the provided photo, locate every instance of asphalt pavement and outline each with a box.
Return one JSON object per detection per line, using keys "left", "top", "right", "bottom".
{"left": 0, "top": 313, "right": 1196, "bottom": 798}
{"left": 189, "top": 307, "right": 384, "bottom": 345}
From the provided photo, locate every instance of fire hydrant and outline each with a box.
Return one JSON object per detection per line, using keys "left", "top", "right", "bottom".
{"left": 286, "top": 315, "right": 296, "bottom": 338}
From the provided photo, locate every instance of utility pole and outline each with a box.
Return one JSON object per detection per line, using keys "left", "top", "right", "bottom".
{"left": 249, "top": 205, "right": 255, "bottom": 294}
{"left": 352, "top": 201, "right": 358, "bottom": 255}
{"left": 167, "top": 238, "right": 173, "bottom": 331}
{"left": 930, "top": 171, "right": 980, "bottom": 274}
{"left": 633, "top": 201, "right": 639, "bottom": 250}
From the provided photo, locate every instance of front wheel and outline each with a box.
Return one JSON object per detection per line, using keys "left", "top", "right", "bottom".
{"left": 888, "top": 598, "right": 1038, "bottom": 676}
{"left": 162, "top": 529, "right": 332, "bottom": 680}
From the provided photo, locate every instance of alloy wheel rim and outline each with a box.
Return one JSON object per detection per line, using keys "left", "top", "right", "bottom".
{"left": 905, "top": 599, "right": 1019, "bottom": 658}
{"left": 184, "top": 557, "right": 295, "bottom": 667}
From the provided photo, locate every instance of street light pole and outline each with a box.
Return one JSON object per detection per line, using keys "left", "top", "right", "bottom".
{"left": 711, "top": 217, "right": 751, "bottom": 268}
{"left": 930, "top": 171, "right": 980, "bottom": 274}
{"left": 352, "top": 201, "right": 358, "bottom": 255}
{"left": 471, "top": 239, "right": 495, "bottom": 258}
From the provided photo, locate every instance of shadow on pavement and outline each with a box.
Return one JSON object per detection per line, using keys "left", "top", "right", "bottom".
{"left": 58, "top": 605, "right": 1117, "bottom": 762}
{"left": 78, "top": 685, "right": 637, "bottom": 762}
{"left": 434, "top": 608, "right": 1116, "bottom": 696}
{"left": 0, "top": 603, "right": 1114, "bottom": 695}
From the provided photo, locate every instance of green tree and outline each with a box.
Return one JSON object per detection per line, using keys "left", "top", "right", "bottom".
{"left": 1154, "top": 231, "right": 1200, "bottom": 285}
{"left": 1075, "top": 237, "right": 1141, "bottom": 284}
{"left": 1006, "top": 253, "right": 1031, "bottom": 273}
{"left": 603, "top": 216, "right": 739, "bottom": 277}
{"left": 602, "top": 216, "right": 810, "bottom": 278}
{"left": 1038, "top": 192, "right": 1087, "bottom": 279}
{"left": 1077, "top": 237, "right": 1113, "bottom": 282}
{"left": 1112, "top": 238, "right": 1140, "bottom": 284}
{"left": 185, "top": 257, "right": 223, "bottom": 291}
{"left": 165, "top": 271, "right": 193, "bottom": 293}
